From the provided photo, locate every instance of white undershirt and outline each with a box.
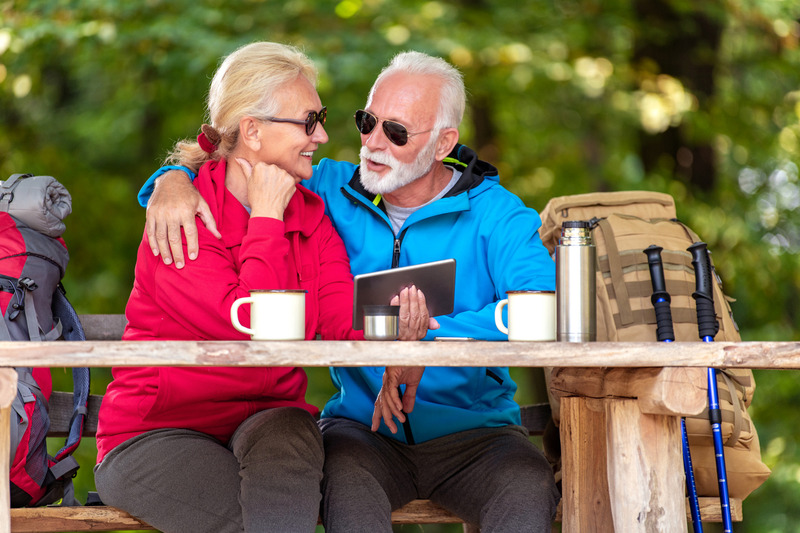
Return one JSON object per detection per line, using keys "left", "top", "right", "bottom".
{"left": 383, "top": 168, "right": 462, "bottom": 236}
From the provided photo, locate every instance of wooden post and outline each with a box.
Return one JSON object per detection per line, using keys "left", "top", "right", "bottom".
{"left": 0, "top": 368, "right": 19, "bottom": 533}
{"left": 561, "top": 397, "right": 613, "bottom": 532}
{"left": 605, "top": 399, "right": 687, "bottom": 532}
{"left": 561, "top": 395, "right": 688, "bottom": 533}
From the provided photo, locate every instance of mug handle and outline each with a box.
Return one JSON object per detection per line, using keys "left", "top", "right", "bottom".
{"left": 230, "top": 297, "right": 255, "bottom": 337}
{"left": 494, "top": 299, "right": 509, "bottom": 335}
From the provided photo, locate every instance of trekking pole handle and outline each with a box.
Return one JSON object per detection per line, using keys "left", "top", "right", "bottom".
{"left": 644, "top": 245, "right": 702, "bottom": 531}
{"left": 688, "top": 242, "right": 718, "bottom": 341}
{"left": 644, "top": 245, "right": 675, "bottom": 343}
{"left": 689, "top": 241, "right": 733, "bottom": 531}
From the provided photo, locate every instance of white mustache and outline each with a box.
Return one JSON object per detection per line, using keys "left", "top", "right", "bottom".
{"left": 360, "top": 147, "right": 397, "bottom": 168}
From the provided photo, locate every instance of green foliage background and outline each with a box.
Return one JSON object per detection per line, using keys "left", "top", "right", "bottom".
{"left": 2, "top": 0, "right": 799, "bottom": 531}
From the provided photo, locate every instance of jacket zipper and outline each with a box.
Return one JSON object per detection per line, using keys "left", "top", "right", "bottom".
{"left": 392, "top": 236, "right": 402, "bottom": 268}
{"left": 342, "top": 186, "right": 416, "bottom": 444}
{"left": 392, "top": 231, "right": 414, "bottom": 443}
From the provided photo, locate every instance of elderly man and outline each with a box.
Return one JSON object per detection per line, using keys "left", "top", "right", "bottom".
{"left": 139, "top": 51, "right": 559, "bottom": 532}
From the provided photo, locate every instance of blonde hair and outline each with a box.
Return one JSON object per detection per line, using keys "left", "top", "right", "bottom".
{"left": 166, "top": 42, "right": 318, "bottom": 170}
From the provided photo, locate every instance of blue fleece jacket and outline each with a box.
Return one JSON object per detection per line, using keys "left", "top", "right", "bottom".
{"left": 140, "top": 144, "right": 555, "bottom": 444}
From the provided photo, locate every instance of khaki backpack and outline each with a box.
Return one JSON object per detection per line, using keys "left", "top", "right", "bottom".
{"left": 539, "top": 190, "right": 770, "bottom": 499}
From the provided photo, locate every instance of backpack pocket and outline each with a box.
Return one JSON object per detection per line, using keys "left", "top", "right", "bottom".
{"left": 10, "top": 372, "right": 51, "bottom": 507}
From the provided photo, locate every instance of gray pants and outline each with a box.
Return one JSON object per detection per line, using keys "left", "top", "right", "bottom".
{"left": 319, "top": 417, "right": 560, "bottom": 533}
{"left": 95, "top": 407, "right": 324, "bottom": 533}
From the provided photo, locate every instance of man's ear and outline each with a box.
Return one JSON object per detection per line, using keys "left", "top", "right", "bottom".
{"left": 434, "top": 128, "right": 459, "bottom": 161}
{"left": 239, "top": 117, "right": 262, "bottom": 151}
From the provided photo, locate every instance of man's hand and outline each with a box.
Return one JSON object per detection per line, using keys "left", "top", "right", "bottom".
{"left": 369, "top": 286, "right": 439, "bottom": 432}
{"left": 371, "top": 366, "right": 425, "bottom": 434}
{"left": 145, "top": 170, "right": 221, "bottom": 268}
{"left": 393, "top": 286, "right": 440, "bottom": 341}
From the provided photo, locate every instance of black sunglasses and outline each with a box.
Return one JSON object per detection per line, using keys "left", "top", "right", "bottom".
{"left": 266, "top": 106, "right": 327, "bottom": 135}
{"left": 354, "top": 110, "right": 432, "bottom": 146}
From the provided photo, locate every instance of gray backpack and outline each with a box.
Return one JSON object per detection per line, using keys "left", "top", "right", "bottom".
{"left": 1, "top": 173, "right": 90, "bottom": 507}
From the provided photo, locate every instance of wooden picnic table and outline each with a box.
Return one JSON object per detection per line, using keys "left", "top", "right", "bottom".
{"left": 1, "top": 338, "right": 797, "bottom": 532}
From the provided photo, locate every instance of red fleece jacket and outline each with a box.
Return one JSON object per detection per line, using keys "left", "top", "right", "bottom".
{"left": 96, "top": 159, "right": 362, "bottom": 462}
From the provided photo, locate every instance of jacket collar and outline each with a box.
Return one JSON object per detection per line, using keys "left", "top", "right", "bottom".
{"left": 199, "top": 159, "right": 325, "bottom": 239}
{"left": 346, "top": 143, "right": 498, "bottom": 203}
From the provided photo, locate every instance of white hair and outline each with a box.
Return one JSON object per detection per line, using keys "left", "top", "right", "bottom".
{"left": 366, "top": 51, "right": 465, "bottom": 131}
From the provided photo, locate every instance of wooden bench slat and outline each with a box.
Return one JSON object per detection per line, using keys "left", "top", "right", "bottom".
{"left": 10, "top": 497, "right": 743, "bottom": 532}
{"left": 78, "top": 314, "right": 127, "bottom": 341}
{"left": 47, "top": 392, "right": 103, "bottom": 437}
{"left": 47, "top": 395, "right": 550, "bottom": 438}
{"left": 11, "top": 506, "right": 154, "bottom": 532}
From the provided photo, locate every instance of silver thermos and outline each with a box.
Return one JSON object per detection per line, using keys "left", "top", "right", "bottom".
{"left": 556, "top": 220, "right": 596, "bottom": 342}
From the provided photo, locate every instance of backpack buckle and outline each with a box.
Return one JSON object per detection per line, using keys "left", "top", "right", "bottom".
{"left": 18, "top": 277, "right": 37, "bottom": 291}
{"left": 587, "top": 216, "right": 602, "bottom": 229}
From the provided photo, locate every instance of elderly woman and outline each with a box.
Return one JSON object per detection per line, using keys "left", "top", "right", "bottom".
{"left": 94, "top": 42, "right": 431, "bottom": 533}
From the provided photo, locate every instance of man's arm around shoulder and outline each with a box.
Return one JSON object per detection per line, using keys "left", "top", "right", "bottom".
{"left": 140, "top": 165, "right": 221, "bottom": 269}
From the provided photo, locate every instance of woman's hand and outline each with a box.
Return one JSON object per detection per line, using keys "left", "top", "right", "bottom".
{"left": 235, "top": 158, "right": 296, "bottom": 220}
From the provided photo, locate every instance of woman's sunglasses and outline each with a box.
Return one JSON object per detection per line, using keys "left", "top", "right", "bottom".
{"left": 266, "top": 107, "right": 327, "bottom": 136}
{"left": 354, "top": 110, "right": 432, "bottom": 146}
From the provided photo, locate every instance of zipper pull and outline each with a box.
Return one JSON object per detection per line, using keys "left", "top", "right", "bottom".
{"left": 392, "top": 238, "right": 401, "bottom": 268}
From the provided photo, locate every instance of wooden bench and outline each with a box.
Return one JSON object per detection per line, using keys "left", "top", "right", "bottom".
{"left": 11, "top": 393, "right": 742, "bottom": 533}
{"left": 2, "top": 314, "right": 771, "bottom": 532}
{"left": 12, "top": 392, "right": 562, "bottom": 532}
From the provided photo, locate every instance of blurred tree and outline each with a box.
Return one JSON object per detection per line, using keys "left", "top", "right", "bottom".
{"left": 3, "top": 0, "right": 800, "bottom": 530}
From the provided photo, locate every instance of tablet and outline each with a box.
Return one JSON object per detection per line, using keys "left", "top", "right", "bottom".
{"left": 352, "top": 259, "right": 456, "bottom": 330}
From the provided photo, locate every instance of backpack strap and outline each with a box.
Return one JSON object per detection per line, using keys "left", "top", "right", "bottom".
{"left": 50, "top": 288, "right": 89, "bottom": 461}
{"left": 595, "top": 218, "right": 635, "bottom": 326}
{"left": 0, "top": 307, "right": 11, "bottom": 340}
{"left": 35, "top": 459, "right": 81, "bottom": 507}
{"left": 37, "top": 365, "right": 89, "bottom": 507}
{"left": 719, "top": 371, "right": 745, "bottom": 447}
{"left": 9, "top": 368, "right": 42, "bottom": 462}
{"left": 51, "top": 284, "right": 86, "bottom": 341}
{"left": 53, "top": 366, "right": 90, "bottom": 462}
{"left": 20, "top": 282, "right": 62, "bottom": 341}
{"left": 58, "top": 472, "right": 81, "bottom": 507}
{"left": 51, "top": 291, "right": 90, "bottom": 462}
{"left": 0, "top": 174, "right": 32, "bottom": 212}
{"left": 0, "top": 275, "right": 20, "bottom": 340}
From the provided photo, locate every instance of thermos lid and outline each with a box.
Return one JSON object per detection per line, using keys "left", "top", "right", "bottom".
{"left": 363, "top": 305, "right": 400, "bottom": 316}
{"left": 562, "top": 220, "right": 590, "bottom": 228}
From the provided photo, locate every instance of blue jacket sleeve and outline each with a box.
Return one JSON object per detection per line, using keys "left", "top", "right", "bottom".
{"left": 137, "top": 165, "right": 197, "bottom": 208}
{"left": 424, "top": 201, "right": 556, "bottom": 341}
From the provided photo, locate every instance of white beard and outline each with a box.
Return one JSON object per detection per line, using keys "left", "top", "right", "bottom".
{"left": 359, "top": 136, "right": 437, "bottom": 195}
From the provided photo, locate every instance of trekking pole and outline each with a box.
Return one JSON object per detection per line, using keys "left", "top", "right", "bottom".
{"left": 688, "top": 242, "right": 733, "bottom": 532}
{"left": 644, "top": 245, "right": 703, "bottom": 533}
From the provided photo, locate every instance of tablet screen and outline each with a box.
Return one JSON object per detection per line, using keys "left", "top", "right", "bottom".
{"left": 352, "top": 259, "right": 456, "bottom": 330}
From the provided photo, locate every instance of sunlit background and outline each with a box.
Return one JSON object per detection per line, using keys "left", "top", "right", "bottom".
{"left": 3, "top": 0, "right": 800, "bottom": 531}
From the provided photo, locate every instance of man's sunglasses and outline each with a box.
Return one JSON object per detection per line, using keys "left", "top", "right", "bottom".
{"left": 266, "top": 106, "right": 327, "bottom": 135}
{"left": 354, "top": 110, "right": 432, "bottom": 146}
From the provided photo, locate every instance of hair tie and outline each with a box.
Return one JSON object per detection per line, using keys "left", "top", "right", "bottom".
{"left": 197, "top": 124, "right": 220, "bottom": 154}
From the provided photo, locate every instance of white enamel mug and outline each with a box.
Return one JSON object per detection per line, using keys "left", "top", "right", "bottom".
{"left": 230, "top": 289, "right": 307, "bottom": 340}
{"left": 494, "top": 290, "right": 556, "bottom": 341}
